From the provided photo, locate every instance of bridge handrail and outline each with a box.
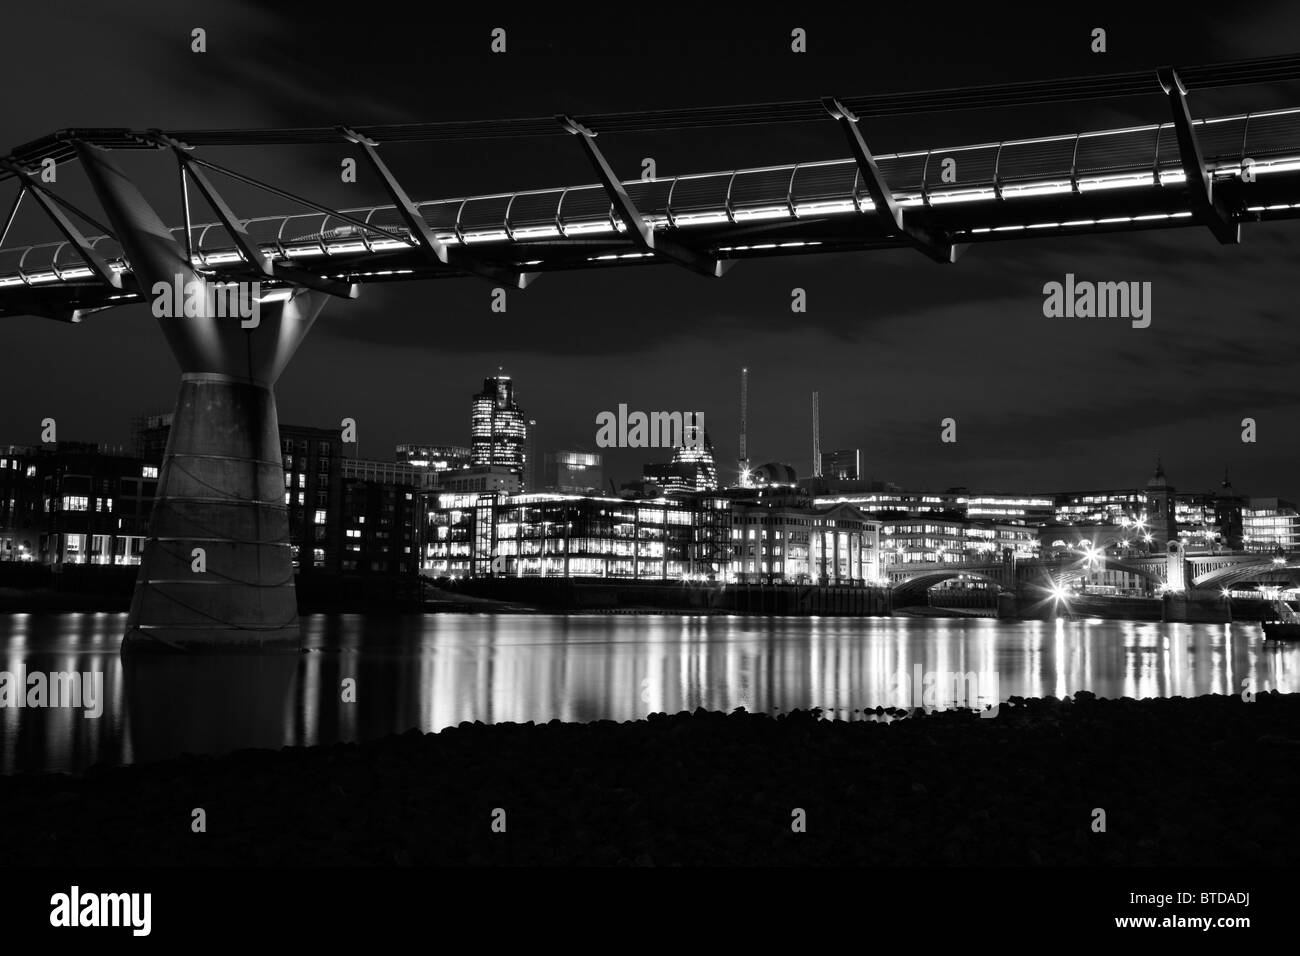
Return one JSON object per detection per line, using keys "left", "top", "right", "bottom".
{"left": 3, "top": 106, "right": 1300, "bottom": 287}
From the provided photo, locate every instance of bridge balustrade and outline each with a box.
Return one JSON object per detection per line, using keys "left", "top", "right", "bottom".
{"left": 5, "top": 107, "right": 1300, "bottom": 290}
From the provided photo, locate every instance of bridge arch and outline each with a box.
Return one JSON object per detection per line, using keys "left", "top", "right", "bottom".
{"left": 889, "top": 568, "right": 1010, "bottom": 606}
{"left": 1047, "top": 555, "right": 1165, "bottom": 588}
{"left": 1193, "top": 559, "right": 1300, "bottom": 589}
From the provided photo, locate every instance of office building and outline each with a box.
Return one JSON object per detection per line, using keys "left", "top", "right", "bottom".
{"left": 644, "top": 449, "right": 719, "bottom": 496}
{"left": 543, "top": 450, "right": 602, "bottom": 493}
{"left": 470, "top": 374, "right": 528, "bottom": 482}
{"left": 731, "top": 490, "right": 880, "bottom": 584}
{"left": 340, "top": 478, "right": 421, "bottom": 576}
{"left": 0, "top": 442, "right": 154, "bottom": 566}
{"left": 424, "top": 491, "right": 732, "bottom": 581}
{"left": 1244, "top": 497, "right": 1300, "bottom": 551}
{"left": 395, "top": 443, "right": 471, "bottom": 473}
{"left": 438, "top": 465, "right": 522, "bottom": 494}
{"left": 343, "top": 458, "right": 441, "bottom": 490}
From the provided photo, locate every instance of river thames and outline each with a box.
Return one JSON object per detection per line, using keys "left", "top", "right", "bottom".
{"left": 1, "top": 612, "right": 1297, "bottom": 774}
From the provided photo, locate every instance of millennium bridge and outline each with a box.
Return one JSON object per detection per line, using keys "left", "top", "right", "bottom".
{"left": 4, "top": 54, "right": 1300, "bottom": 651}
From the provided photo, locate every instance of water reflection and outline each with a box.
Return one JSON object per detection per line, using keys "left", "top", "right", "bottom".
{"left": 0, "top": 612, "right": 1296, "bottom": 774}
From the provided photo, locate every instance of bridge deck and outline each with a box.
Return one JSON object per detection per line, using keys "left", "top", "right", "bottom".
{"left": 4, "top": 106, "right": 1300, "bottom": 318}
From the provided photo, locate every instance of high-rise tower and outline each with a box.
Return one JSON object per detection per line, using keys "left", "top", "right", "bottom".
{"left": 470, "top": 372, "right": 528, "bottom": 482}
{"left": 672, "top": 425, "right": 719, "bottom": 492}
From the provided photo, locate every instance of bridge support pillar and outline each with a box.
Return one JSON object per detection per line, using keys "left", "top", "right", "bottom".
{"left": 75, "top": 142, "right": 328, "bottom": 653}
{"left": 996, "top": 591, "right": 1019, "bottom": 619}
{"left": 124, "top": 365, "right": 314, "bottom": 652}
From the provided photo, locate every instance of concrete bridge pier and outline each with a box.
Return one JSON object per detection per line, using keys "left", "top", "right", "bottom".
{"left": 76, "top": 142, "right": 328, "bottom": 653}
{"left": 996, "top": 591, "right": 1019, "bottom": 619}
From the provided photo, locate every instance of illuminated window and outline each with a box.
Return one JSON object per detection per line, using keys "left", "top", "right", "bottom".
{"left": 142, "top": 465, "right": 158, "bottom": 479}
{"left": 62, "top": 495, "right": 88, "bottom": 512}
{"left": 314, "top": 510, "right": 327, "bottom": 525}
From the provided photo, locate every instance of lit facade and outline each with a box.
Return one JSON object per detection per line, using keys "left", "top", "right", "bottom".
{"left": 814, "top": 490, "right": 963, "bottom": 516}
{"left": 395, "top": 443, "right": 471, "bottom": 472}
{"left": 732, "top": 496, "right": 880, "bottom": 584}
{"left": 0, "top": 443, "right": 154, "bottom": 566}
{"left": 963, "top": 493, "right": 1055, "bottom": 525}
{"left": 543, "top": 450, "right": 602, "bottom": 493}
{"left": 1176, "top": 493, "right": 1220, "bottom": 552}
{"left": 882, "top": 516, "right": 1036, "bottom": 565}
{"left": 423, "top": 491, "right": 732, "bottom": 581}
{"left": 280, "top": 425, "right": 343, "bottom": 573}
{"left": 669, "top": 430, "right": 718, "bottom": 492}
{"left": 643, "top": 428, "right": 718, "bottom": 495}
{"left": 470, "top": 375, "right": 527, "bottom": 482}
{"left": 1245, "top": 497, "right": 1300, "bottom": 551}
{"left": 0, "top": 446, "right": 36, "bottom": 561}
{"left": 1053, "top": 490, "right": 1149, "bottom": 527}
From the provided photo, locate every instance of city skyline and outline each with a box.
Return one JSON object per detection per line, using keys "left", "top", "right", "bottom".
{"left": 0, "top": 367, "right": 1284, "bottom": 502}
{"left": 3, "top": 6, "right": 1300, "bottom": 503}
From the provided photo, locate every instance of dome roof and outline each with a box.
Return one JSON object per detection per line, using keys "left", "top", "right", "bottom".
{"left": 751, "top": 461, "right": 798, "bottom": 485}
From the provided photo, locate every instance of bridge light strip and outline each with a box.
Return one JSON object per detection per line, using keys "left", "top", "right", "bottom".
{"left": 926, "top": 189, "right": 996, "bottom": 205}
{"left": 589, "top": 251, "right": 654, "bottom": 261}
{"left": 1078, "top": 173, "right": 1156, "bottom": 191}
{"left": 964, "top": 211, "right": 1193, "bottom": 235}
{"left": 732, "top": 207, "right": 797, "bottom": 222}
{"left": 998, "top": 181, "right": 1074, "bottom": 199}
{"left": 334, "top": 268, "right": 415, "bottom": 278}
{"left": 716, "top": 240, "right": 822, "bottom": 252}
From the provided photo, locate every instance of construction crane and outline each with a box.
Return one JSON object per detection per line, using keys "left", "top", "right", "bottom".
{"left": 812, "top": 390, "right": 821, "bottom": 479}
{"left": 738, "top": 367, "right": 750, "bottom": 487}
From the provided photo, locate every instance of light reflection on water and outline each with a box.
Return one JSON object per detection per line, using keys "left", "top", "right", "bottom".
{"left": 0, "top": 612, "right": 1295, "bottom": 774}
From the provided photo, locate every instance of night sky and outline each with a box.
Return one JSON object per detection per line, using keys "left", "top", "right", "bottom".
{"left": 3, "top": 3, "right": 1299, "bottom": 500}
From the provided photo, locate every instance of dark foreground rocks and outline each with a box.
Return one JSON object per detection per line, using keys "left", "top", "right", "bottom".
{"left": 2, "top": 692, "right": 1298, "bottom": 866}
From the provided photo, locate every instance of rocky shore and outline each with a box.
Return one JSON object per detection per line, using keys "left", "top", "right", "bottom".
{"left": 2, "top": 692, "right": 1297, "bottom": 866}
